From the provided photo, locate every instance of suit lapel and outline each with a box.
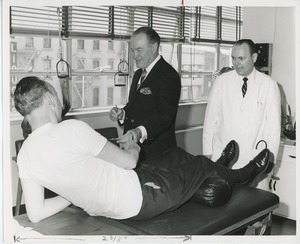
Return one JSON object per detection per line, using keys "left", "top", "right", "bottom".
{"left": 140, "top": 57, "right": 164, "bottom": 88}
{"left": 129, "top": 69, "right": 142, "bottom": 102}
{"left": 128, "top": 57, "right": 165, "bottom": 104}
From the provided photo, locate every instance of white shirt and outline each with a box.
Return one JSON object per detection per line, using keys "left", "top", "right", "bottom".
{"left": 18, "top": 120, "right": 143, "bottom": 219}
{"left": 203, "top": 69, "right": 281, "bottom": 169}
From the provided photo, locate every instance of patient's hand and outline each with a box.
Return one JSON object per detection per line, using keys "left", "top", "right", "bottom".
{"left": 115, "top": 133, "right": 133, "bottom": 144}
{"left": 116, "top": 135, "right": 141, "bottom": 162}
{"left": 117, "top": 128, "right": 141, "bottom": 143}
{"left": 119, "top": 136, "right": 140, "bottom": 152}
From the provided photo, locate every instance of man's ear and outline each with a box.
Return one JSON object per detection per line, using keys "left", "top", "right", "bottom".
{"left": 152, "top": 42, "right": 158, "bottom": 53}
{"left": 252, "top": 53, "right": 258, "bottom": 63}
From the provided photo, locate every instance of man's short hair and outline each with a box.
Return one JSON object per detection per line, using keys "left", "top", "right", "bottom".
{"left": 233, "top": 39, "right": 257, "bottom": 56}
{"left": 132, "top": 26, "right": 161, "bottom": 46}
{"left": 14, "top": 76, "right": 57, "bottom": 116}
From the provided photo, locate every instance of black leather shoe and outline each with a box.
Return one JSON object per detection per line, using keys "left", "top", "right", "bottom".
{"left": 240, "top": 148, "right": 274, "bottom": 185}
{"left": 215, "top": 140, "right": 238, "bottom": 167}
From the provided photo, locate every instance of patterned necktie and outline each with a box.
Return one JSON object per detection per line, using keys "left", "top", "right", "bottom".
{"left": 242, "top": 77, "right": 248, "bottom": 97}
{"left": 137, "top": 69, "right": 147, "bottom": 89}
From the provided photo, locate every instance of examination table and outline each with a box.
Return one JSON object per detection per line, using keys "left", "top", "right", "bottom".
{"left": 14, "top": 128, "right": 279, "bottom": 236}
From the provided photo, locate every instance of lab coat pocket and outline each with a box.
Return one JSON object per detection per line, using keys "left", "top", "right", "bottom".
{"left": 250, "top": 100, "right": 265, "bottom": 134}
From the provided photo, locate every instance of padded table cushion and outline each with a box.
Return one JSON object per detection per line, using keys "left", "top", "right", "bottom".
{"left": 15, "top": 186, "right": 279, "bottom": 235}
{"left": 14, "top": 146, "right": 279, "bottom": 235}
{"left": 119, "top": 185, "right": 279, "bottom": 235}
{"left": 115, "top": 147, "right": 279, "bottom": 234}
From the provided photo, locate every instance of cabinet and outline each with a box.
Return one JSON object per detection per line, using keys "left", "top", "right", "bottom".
{"left": 255, "top": 43, "right": 273, "bottom": 75}
{"left": 268, "top": 139, "right": 296, "bottom": 220}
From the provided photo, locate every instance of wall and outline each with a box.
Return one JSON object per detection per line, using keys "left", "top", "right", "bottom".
{"left": 243, "top": 7, "right": 276, "bottom": 43}
{"left": 243, "top": 6, "right": 296, "bottom": 116}
{"left": 272, "top": 8, "right": 296, "bottom": 116}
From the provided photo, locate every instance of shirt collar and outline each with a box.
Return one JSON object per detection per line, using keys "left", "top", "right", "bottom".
{"left": 247, "top": 68, "right": 256, "bottom": 82}
{"left": 236, "top": 68, "right": 256, "bottom": 85}
{"left": 144, "top": 55, "right": 161, "bottom": 74}
{"left": 29, "top": 122, "right": 54, "bottom": 137}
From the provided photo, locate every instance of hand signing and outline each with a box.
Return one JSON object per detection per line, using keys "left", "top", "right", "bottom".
{"left": 109, "top": 106, "right": 124, "bottom": 122}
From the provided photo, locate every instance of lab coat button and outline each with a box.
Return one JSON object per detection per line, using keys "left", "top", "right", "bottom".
{"left": 131, "top": 119, "right": 134, "bottom": 123}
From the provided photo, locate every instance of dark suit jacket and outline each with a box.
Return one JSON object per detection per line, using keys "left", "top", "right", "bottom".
{"left": 123, "top": 57, "right": 181, "bottom": 162}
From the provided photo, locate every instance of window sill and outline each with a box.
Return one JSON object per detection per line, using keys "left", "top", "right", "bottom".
{"left": 179, "top": 100, "right": 208, "bottom": 106}
{"left": 66, "top": 107, "right": 112, "bottom": 116}
{"left": 10, "top": 106, "right": 113, "bottom": 124}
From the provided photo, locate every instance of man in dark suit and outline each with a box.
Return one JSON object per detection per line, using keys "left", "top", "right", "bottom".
{"left": 109, "top": 27, "right": 181, "bottom": 162}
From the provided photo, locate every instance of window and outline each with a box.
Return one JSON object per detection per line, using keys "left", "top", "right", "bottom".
{"left": 93, "top": 87, "right": 100, "bottom": 106}
{"left": 43, "top": 37, "right": 51, "bottom": 48}
{"left": 10, "top": 5, "right": 243, "bottom": 113}
{"left": 93, "top": 60, "right": 100, "bottom": 69}
{"left": 108, "top": 41, "right": 114, "bottom": 51}
{"left": 108, "top": 59, "right": 114, "bottom": 70}
{"left": 70, "top": 39, "right": 128, "bottom": 109}
{"left": 43, "top": 58, "right": 51, "bottom": 71}
{"left": 93, "top": 40, "right": 100, "bottom": 50}
{"left": 107, "top": 87, "right": 114, "bottom": 106}
{"left": 9, "top": 36, "right": 60, "bottom": 72}
{"left": 77, "top": 40, "right": 85, "bottom": 49}
{"left": 181, "top": 45, "right": 215, "bottom": 102}
{"left": 25, "top": 37, "right": 34, "bottom": 48}
{"left": 180, "top": 43, "right": 233, "bottom": 102}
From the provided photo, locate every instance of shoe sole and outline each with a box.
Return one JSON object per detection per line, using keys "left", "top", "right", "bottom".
{"left": 228, "top": 141, "right": 239, "bottom": 168}
{"left": 245, "top": 161, "right": 274, "bottom": 186}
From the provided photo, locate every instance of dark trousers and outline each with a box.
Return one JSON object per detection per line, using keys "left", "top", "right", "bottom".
{"left": 132, "top": 155, "right": 221, "bottom": 220}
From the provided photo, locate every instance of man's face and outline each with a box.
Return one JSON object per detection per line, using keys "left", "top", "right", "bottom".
{"left": 231, "top": 43, "right": 257, "bottom": 77}
{"left": 130, "top": 33, "right": 158, "bottom": 69}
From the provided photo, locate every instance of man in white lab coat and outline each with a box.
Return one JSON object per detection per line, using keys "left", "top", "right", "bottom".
{"left": 203, "top": 39, "right": 281, "bottom": 188}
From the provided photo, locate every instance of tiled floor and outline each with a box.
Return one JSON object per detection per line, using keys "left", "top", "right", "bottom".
{"left": 271, "top": 215, "right": 296, "bottom": 235}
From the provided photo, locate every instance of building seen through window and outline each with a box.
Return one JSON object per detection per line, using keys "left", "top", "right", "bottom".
{"left": 9, "top": 36, "right": 233, "bottom": 112}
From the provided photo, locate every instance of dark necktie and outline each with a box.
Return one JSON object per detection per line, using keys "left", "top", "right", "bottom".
{"left": 137, "top": 69, "right": 147, "bottom": 89}
{"left": 242, "top": 77, "right": 248, "bottom": 97}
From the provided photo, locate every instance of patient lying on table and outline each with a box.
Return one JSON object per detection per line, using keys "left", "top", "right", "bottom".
{"left": 14, "top": 76, "right": 274, "bottom": 223}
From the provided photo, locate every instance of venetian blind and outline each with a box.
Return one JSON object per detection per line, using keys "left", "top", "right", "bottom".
{"left": 190, "top": 6, "right": 243, "bottom": 43}
{"left": 63, "top": 6, "right": 111, "bottom": 38}
{"left": 10, "top": 6, "right": 61, "bottom": 36}
{"left": 10, "top": 5, "right": 243, "bottom": 43}
{"left": 221, "top": 6, "right": 243, "bottom": 41}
